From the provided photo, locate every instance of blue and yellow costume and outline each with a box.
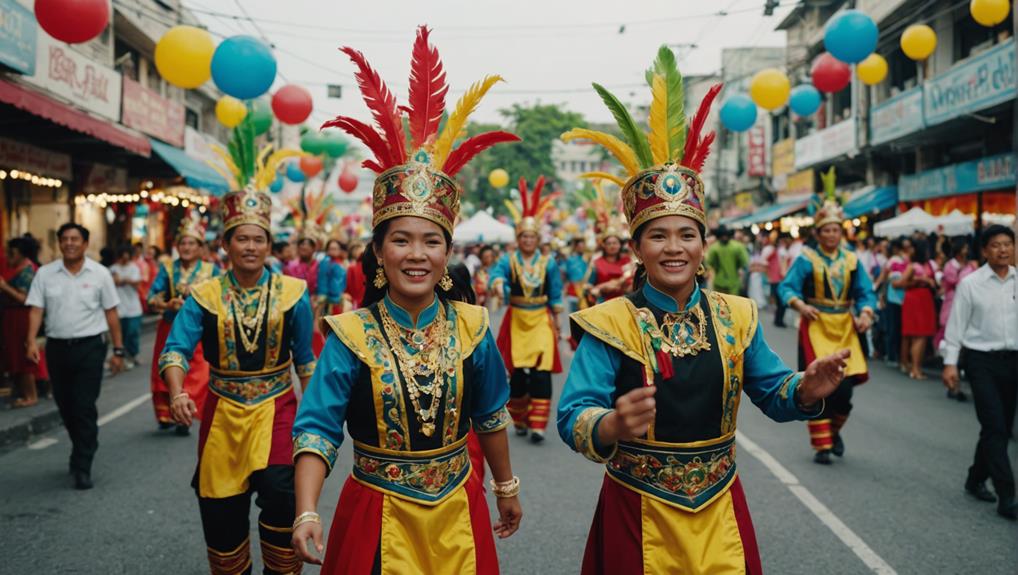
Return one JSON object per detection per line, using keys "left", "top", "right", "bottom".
{"left": 564, "top": 245, "right": 590, "bottom": 312}
{"left": 557, "top": 46, "right": 821, "bottom": 574}
{"left": 290, "top": 25, "right": 520, "bottom": 574}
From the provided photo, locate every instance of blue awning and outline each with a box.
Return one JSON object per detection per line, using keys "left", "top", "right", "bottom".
{"left": 149, "top": 138, "right": 229, "bottom": 196}
{"left": 728, "top": 198, "right": 809, "bottom": 227}
{"left": 844, "top": 186, "right": 897, "bottom": 218}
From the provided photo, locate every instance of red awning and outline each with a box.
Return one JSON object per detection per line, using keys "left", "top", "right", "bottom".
{"left": 0, "top": 79, "right": 150, "bottom": 157}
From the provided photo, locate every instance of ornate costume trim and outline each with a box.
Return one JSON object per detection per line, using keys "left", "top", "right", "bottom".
{"left": 509, "top": 253, "right": 550, "bottom": 301}
{"left": 706, "top": 291, "right": 756, "bottom": 435}
{"left": 158, "top": 350, "right": 188, "bottom": 375}
{"left": 295, "top": 361, "right": 317, "bottom": 379}
{"left": 473, "top": 406, "right": 512, "bottom": 434}
{"left": 293, "top": 431, "right": 340, "bottom": 473}
{"left": 207, "top": 537, "right": 252, "bottom": 575}
{"left": 351, "top": 437, "right": 471, "bottom": 505}
{"left": 209, "top": 364, "right": 292, "bottom": 406}
{"left": 573, "top": 407, "right": 617, "bottom": 463}
{"left": 260, "top": 540, "right": 301, "bottom": 575}
{"left": 606, "top": 436, "right": 737, "bottom": 513}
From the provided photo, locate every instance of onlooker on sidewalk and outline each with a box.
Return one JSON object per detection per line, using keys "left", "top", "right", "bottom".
{"left": 942, "top": 225, "right": 1017, "bottom": 521}
{"left": 900, "top": 238, "right": 938, "bottom": 380}
{"left": 110, "top": 246, "right": 143, "bottom": 369}
{"left": 706, "top": 226, "right": 748, "bottom": 295}
{"left": 0, "top": 236, "right": 48, "bottom": 407}
{"left": 763, "top": 233, "right": 790, "bottom": 327}
{"left": 936, "top": 237, "right": 978, "bottom": 353}
{"left": 25, "top": 223, "right": 124, "bottom": 490}
{"left": 884, "top": 237, "right": 912, "bottom": 371}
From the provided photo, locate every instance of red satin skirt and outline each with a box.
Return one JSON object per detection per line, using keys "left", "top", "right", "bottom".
{"left": 150, "top": 319, "right": 210, "bottom": 424}
{"left": 901, "top": 288, "right": 936, "bottom": 337}
{"left": 1, "top": 307, "right": 49, "bottom": 379}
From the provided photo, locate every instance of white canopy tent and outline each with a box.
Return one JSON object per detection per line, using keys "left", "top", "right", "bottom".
{"left": 873, "top": 207, "right": 939, "bottom": 237}
{"left": 934, "top": 210, "right": 976, "bottom": 236}
{"left": 453, "top": 210, "right": 517, "bottom": 244}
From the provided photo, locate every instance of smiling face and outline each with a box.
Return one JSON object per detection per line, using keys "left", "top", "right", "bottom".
{"left": 375, "top": 217, "right": 450, "bottom": 305}
{"left": 816, "top": 222, "right": 843, "bottom": 252}
{"left": 177, "top": 236, "right": 201, "bottom": 264}
{"left": 517, "top": 231, "right": 539, "bottom": 255}
{"left": 983, "top": 232, "right": 1015, "bottom": 269}
{"left": 602, "top": 236, "right": 622, "bottom": 257}
{"left": 226, "top": 225, "right": 270, "bottom": 274}
{"left": 631, "top": 215, "right": 704, "bottom": 297}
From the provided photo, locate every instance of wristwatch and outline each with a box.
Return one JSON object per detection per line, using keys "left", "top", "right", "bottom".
{"left": 113, "top": 347, "right": 126, "bottom": 358}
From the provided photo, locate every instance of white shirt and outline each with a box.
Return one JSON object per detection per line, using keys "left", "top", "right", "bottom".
{"left": 26, "top": 257, "right": 120, "bottom": 339}
{"left": 942, "top": 264, "right": 1018, "bottom": 366}
{"left": 109, "top": 262, "right": 143, "bottom": 318}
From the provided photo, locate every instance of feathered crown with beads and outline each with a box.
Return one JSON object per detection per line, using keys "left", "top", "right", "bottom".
{"left": 504, "top": 176, "right": 559, "bottom": 235}
{"left": 287, "top": 187, "right": 335, "bottom": 246}
{"left": 176, "top": 211, "right": 206, "bottom": 243}
{"left": 322, "top": 25, "right": 520, "bottom": 236}
{"left": 563, "top": 46, "right": 721, "bottom": 233}
{"left": 811, "top": 167, "right": 844, "bottom": 228}
{"left": 578, "top": 174, "right": 626, "bottom": 241}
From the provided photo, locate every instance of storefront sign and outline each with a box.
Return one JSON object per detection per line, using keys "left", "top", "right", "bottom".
{"left": 794, "top": 118, "right": 857, "bottom": 169}
{"left": 734, "top": 191, "right": 755, "bottom": 209}
{"left": 747, "top": 125, "right": 767, "bottom": 177}
{"left": 924, "top": 41, "right": 1016, "bottom": 127}
{"left": 122, "top": 77, "right": 185, "bottom": 147}
{"left": 82, "top": 162, "right": 127, "bottom": 195}
{"left": 899, "top": 153, "right": 1015, "bottom": 201}
{"left": 786, "top": 169, "right": 815, "bottom": 198}
{"left": 0, "top": 136, "right": 71, "bottom": 179}
{"left": 870, "top": 85, "right": 925, "bottom": 145}
{"left": 23, "top": 27, "right": 122, "bottom": 121}
{"left": 0, "top": 0, "right": 35, "bottom": 74}
{"left": 772, "top": 138, "right": 794, "bottom": 178}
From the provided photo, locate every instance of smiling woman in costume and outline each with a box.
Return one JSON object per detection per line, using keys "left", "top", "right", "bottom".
{"left": 290, "top": 26, "right": 522, "bottom": 574}
{"left": 556, "top": 46, "right": 852, "bottom": 574}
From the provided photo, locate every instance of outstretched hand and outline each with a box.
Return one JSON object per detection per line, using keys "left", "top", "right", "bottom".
{"left": 798, "top": 349, "right": 850, "bottom": 405}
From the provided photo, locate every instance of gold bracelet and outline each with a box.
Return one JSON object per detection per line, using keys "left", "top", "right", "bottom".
{"left": 489, "top": 476, "right": 520, "bottom": 498}
{"left": 292, "top": 511, "right": 321, "bottom": 530}
{"left": 171, "top": 392, "right": 189, "bottom": 403}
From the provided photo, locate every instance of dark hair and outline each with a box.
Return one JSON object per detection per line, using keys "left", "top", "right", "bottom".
{"left": 980, "top": 224, "right": 1015, "bottom": 248}
{"left": 446, "top": 262, "right": 475, "bottom": 305}
{"left": 272, "top": 241, "right": 288, "bottom": 254}
{"left": 150, "top": 245, "right": 162, "bottom": 258}
{"left": 116, "top": 245, "right": 134, "bottom": 259}
{"left": 361, "top": 219, "right": 473, "bottom": 307}
{"left": 57, "top": 222, "right": 89, "bottom": 242}
{"left": 948, "top": 236, "right": 970, "bottom": 259}
{"left": 100, "top": 247, "right": 116, "bottom": 267}
{"left": 629, "top": 220, "right": 708, "bottom": 292}
{"left": 7, "top": 235, "right": 40, "bottom": 265}
{"left": 325, "top": 239, "right": 346, "bottom": 252}
{"left": 479, "top": 245, "right": 494, "bottom": 257}
{"left": 297, "top": 238, "right": 317, "bottom": 249}
{"left": 910, "top": 238, "right": 930, "bottom": 264}
{"left": 223, "top": 226, "right": 270, "bottom": 244}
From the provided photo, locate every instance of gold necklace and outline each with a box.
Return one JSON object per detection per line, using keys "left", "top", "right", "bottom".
{"left": 378, "top": 302, "right": 452, "bottom": 437}
{"left": 230, "top": 283, "right": 269, "bottom": 354}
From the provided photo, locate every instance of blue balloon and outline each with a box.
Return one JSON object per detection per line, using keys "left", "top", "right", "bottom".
{"left": 269, "top": 175, "right": 284, "bottom": 193}
{"left": 211, "top": 36, "right": 277, "bottom": 100}
{"left": 789, "top": 84, "right": 822, "bottom": 117}
{"left": 719, "top": 95, "right": 757, "bottom": 132}
{"left": 824, "top": 10, "right": 878, "bottom": 64}
{"left": 286, "top": 162, "right": 305, "bottom": 183}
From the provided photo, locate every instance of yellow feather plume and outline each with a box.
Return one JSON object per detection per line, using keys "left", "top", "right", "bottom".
{"left": 206, "top": 161, "right": 237, "bottom": 187}
{"left": 648, "top": 74, "right": 670, "bottom": 164}
{"left": 561, "top": 129, "right": 640, "bottom": 176}
{"left": 209, "top": 144, "right": 240, "bottom": 178}
{"left": 579, "top": 171, "right": 628, "bottom": 188}
{"left": 503, "top": 199, "right": 522, "bottom": 224}
{"left": 255, "top": 149, "right": 305, "bottom": 190}
{"left": 433, "top": 75, "right": 504, "bottom": 169}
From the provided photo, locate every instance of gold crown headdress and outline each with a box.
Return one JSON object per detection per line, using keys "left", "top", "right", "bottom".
{"left": 287, "top": 187, "right": 336, "bottom": 246}
{"left": 504, "top": 176, "right": 559, "bottom": 235}
{"left": 563, "top": 46, "right": 721, "bottom": 234}
{"left": 322, "top": 25, "right": 520, "bottom": 236}
{"left": 811, "top": 167, "right": 844, "bottom": 228}
{"left": 175, "top": 211, "right": 206, "bottom": 243}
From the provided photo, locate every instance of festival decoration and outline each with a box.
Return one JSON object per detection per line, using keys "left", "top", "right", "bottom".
{"left": 811, "top": 53, "right": 852, "bottom": 93}
{"left": 338, "top": 165, "right": 358, "bottom": 193}
{"left": 35, "top": 0, "right": 109, "bottom": 44}
{"left": 206, "top": 115, "right": 303, "bottom": 195}
{"left": 322, "top": 134, "right": 349, "bottom": 158}
{"left": 215, "top": 96, "right": 248, "bottom": 128}
{"left": 211, "top": 36, "right": 277, "bottom": 100}
{"left": 749, "top": 68, "right": 791, "bottom": 111}
{"left": 155, "top": 26, "right": 214, "bottom": 89}
{"left": 300, "top": 132, "right": 327, "bottom": 155}
{"left": 250, "top": 99, "right": 274, "bottom": 135}
{"left": 789, "top": 84, "right": 822, "bottom": 116}
{"left": 823, "top": 10, "right": 878, "bottom": 64}
{"left": 719, "top": 94, "right": 757, "bottom": 132}
{"left": 900, "top": 24, "right": 937, "bottom": 61}
{"left": 299, "top": 156, "right": 324, "bottom": 178}
{"left": 269, "top": 175, "right": 284, "bottom": 193}
{"left": 272, "top": 85, "right": 314, "bottom": 125}
{"left": 857, "top": 53, "right": 888, "bottom": 85}
{"left": 489, "top": 168, "right": 510, "bottom": 188}
{"left": 970, "top": 0, "right": 1011, "bottom": 26}
{"left": 286, "top": 162, "right": 306, "bottom": 182}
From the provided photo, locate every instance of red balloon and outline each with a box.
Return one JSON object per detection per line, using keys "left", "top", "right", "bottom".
{"left": 36, "top": 0, "right": 109, "bottom": 44}
{"left": 811, "top": 53, "right": 852, "bottom": 94}
{"left": 299, "top": 156, "right": 324, "bottom": 178}
{"left": 339, "top": 167, "right": 358, "bottom": 194}
{"left": 271, "top": 85, "right": 313, "bottom": 125}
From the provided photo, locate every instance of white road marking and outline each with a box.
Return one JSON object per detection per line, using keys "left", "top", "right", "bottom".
{"left": 736, "top": 431, "right": 898, "bottom": 575}
{"left": 28, "top": 437, "right": 58, "bottom": 450}
{"left": 96, "top": 393, "right": 151, "bottom": 427}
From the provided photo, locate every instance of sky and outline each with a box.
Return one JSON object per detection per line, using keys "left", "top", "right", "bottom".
{"left": 189, "top": 0, "right": 794, "bottom": 128}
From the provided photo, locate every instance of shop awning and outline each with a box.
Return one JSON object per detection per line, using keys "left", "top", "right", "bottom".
{"left": 149, "top": 139, "right": 229, "bottom": 196}
{"left": 844, "top": 186, "right": 898, "bottom": 218}
{"left": 728, "top": 197, "right": 810, "bottom": 227}
{"left": 0, "top": 79, "right": 151, "bottom": 157}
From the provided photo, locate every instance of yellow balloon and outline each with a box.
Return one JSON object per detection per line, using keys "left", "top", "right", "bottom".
{"left": 857, "top": 53, "right": 888, "bottom": 85}
{"left": 488, "top": 168, "right": 509, "bottom": 189}
{"left": 216, "top": 96, "right": 248, "bottom": 128}
{"left": 749, "top": 68, "right": 791, "bottom": 111}
{"left": 901, "top": 24, "right": 937, "bottom": 61}
{"left": 971, "top": 0, "right": 1011, "bottom": 26}
{"left": 155, "top": 25, "right": 215, "bottom": 89}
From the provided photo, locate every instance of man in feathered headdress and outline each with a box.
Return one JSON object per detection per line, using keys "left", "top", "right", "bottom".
{"left": 160, "top": 114, "right": 316, "bottom": 574}
{"left": 490, "top": 175, "right": 564, "bottom": 444}
{"left": 779, "top": 167, "right": 877, "bottom": 465}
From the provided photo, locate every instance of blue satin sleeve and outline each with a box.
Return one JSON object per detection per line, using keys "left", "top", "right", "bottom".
{"left": 778, "top": 255, "right": 811, "bottom": 305}
{"left": 851, "top": 262, "right": 877, "bottom": 314}
{"left": 566, "top": 256, "right": 587, "bottom": 283}
{"left": 546, "top": 258, "right": 564, "bottom": 308}
{"left": 469, "top": 330, "right": 512, "bottom": 433}
{"left": 488, "top": 254, "right": 512, "bottom": 299}
{"left": 149, "top": 265, "right": 169, "bottom": 300}
{"left": 289, "top": 290, "right": 317, "bottom": 376}
{"left": 292, "top": 333, "right": 358, "bottom": 472}
{"left": 316, "top": 261, "right": 332, "bottom": 300}
{"left": 157, "top": 296, "right": 204, "bottom": 374}
{"left": 557, "top": 334, "right": 620, "bottom": 456}
{"left": 331, "top": 265, "right": 348, "bottom": 304}
{"left": 742, "top": 322, "right": 818, "bottom": 421}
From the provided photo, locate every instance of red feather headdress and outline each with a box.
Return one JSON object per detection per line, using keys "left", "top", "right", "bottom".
{"left": 504, "top": 175, "right": 559, "bottom": 235}
{"left": 322, "top": 26, "right": 520, "bottom": 235}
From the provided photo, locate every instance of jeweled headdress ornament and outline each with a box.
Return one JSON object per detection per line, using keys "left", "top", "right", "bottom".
{"left": 578, "top": 174, "right": 626, "bottom": 242}
{"left": 323, "top": 25, "right": 520, "bottom": 236}
{"left": 811, "top": 167, "right": 844, "bottom": 229}
{"left": 287, "top": 187, "right": 335, "bottom": 247}
{"left": 208, "top": 115, "right": 303, "bottom": 233}
{"left": 504, "top": 176, "right": 558, "bottom": 235}
{"left": 176, "top": 211, "right": 206, "bottom": 243}
{"left": 563, "top": 46, "right": 721, "bottom": 234}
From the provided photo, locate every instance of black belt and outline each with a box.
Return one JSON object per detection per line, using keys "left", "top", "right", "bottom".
{"left": 47, "top": 334, "right": 104, "bottom": 346}
{"left": 965, "top": 348, "right": 1018, "bottom": 359}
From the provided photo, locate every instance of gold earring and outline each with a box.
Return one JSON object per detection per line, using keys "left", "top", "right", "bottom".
{"left": 697, "top": 263, "right": 706, "bottom": 276}
{"left": 439, "top": 270, "right": 453, "bottom": 291}
{"left": 373, "top": 266, "right": 387, "bottom": 289}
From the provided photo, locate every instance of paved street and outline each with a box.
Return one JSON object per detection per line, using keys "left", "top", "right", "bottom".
{"left": 0, "top": 317, "right": 1015, "bottom": 574}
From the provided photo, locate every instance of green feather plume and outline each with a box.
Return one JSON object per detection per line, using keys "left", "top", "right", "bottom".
{"left": 592, "top": 83, "right": 654, "bottom": 169}
{"left": 645, "top": 46, "right": 686, "bottom": 162}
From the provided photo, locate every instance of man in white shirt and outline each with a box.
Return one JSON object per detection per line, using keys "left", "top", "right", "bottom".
{"left": 942, "top": 225, "right": 1017, "bottom": 520}
{"left": 25, "top": 223, "right": 124, "bottom": 490}
{"left": 109, "top": 245, "right": 144, "bottom": 369}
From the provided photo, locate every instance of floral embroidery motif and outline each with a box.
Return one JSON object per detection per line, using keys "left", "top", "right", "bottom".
{"left": 356, "top": 309, "right": 408, "bottom": 450}
{"left": 473, "top": 407, "right": 512, "bottom": 434}
{"left": 708, "top": 292, "right": 744, "bottom": 434}
{"left": 293, "top": 432, "right": 339, "bottom": 472}
{"left": 158, "top": 350, "right": 188, "bottom": 374}
{"left": 573, "top": 407, "right": 616, "bottom": 463}
{"left": 607, "top": 438, "right": 737, "bottom": 511}
{"left": 210, "top": 366, "right": 291, "bottom": 405}
{"left": 353, "top": 442, "right": 470, "bottom": 503}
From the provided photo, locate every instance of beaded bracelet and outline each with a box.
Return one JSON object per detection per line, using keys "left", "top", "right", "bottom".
{"left": 489, "top": 476, "right": 521, "bottom": 498}
{"left": 292, "top": 511, "right": 321, "bottom": 530}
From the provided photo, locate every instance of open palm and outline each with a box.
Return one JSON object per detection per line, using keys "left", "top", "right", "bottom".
{"left": 799, "top": 349, "right": 850, "bottom": 405}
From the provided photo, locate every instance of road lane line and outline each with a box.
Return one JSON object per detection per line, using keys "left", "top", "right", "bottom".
{"left": 97, "top": 393, "right": 151, "bottom": 427}
{"left": 736, "top": 431, "right": 898, "bottom": 575}
{"left": 28, "top": 438, "right": 58, "bottom": 450}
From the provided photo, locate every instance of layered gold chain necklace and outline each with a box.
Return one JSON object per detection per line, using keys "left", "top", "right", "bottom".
{"left": 230, "top": 283, "right": 269, "bottom": 354}
{"left": 378, "top": 302, "right": 453, "bottom": 437}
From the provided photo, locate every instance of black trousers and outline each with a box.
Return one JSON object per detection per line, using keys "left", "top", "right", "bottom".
{"left": 965, "top": 349, "right": 1018, "bottom": 503}
{"left": 819, "top": 379, "right": 854, "bottom": 421}
{"left": 509, "top": 368, "right": 552, "bottom": 401}
{"left": 197, "top": 465, "right": 300, "bottom": 575}
{"left": 46, "top": 334, "right": 106, "bottom": 474}
{"left": 770, "top": 283, "right": 786, "bottom": 327}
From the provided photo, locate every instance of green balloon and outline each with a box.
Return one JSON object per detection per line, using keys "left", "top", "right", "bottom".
{"left": 323, "top": 135, "right": 349, "bottom": 158}
{"left": 250, "top": 99, "right": 273, "bottom": 135}
{"left": 300, "top": 132, "right": 327, "bottom": 155}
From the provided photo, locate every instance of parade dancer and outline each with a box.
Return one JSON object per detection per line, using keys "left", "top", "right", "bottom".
{"left": 491, "top": 176, "right": 564, "bottom": 444}
{"left": 779, "top": 168, "right": 876, "bottom": 465}
{"left": 290, "top": 26, "right": 522, "bottom": 573}
{"left": 147, "top": 215, "right": 219, "bottom": 436}
{"left": 564, "top": 236, "right": 590, "bottom": 313}
{"left": 557, "top": 47, "right": 850, "bottom": 574}
{"left": 284, "top": 208, "right": 330, "bottom": 357}
{"left": 161, "top": 123, "right": 313, "bottom": 575}
{"left": 581, "top": 178, "right": 631, "bottom": 305}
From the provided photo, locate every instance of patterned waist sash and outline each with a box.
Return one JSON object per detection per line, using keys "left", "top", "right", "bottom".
{"left": 509, "top": 295, "right": 549, "bottom": 309}
{"left": 209, "top": 362, "right": 292, "bottom": 406}
{"left": 352, "top": 437, "right": 471, "bottom": 506}
{"left": 806, "top": 298, "right": 852, "bottom": 314}
{"left": 606, "top": 435, "right": 737, "bottom": 513}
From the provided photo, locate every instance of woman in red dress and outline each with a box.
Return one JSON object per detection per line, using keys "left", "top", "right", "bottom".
{"left": 900, "top": 238, "right": 938, "bottom": 379}
{"left": 0, "top": 236, "right": 48, "bottom": 407}
{"left": 586, "top": 231, "right": 632, "bottom": 304}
